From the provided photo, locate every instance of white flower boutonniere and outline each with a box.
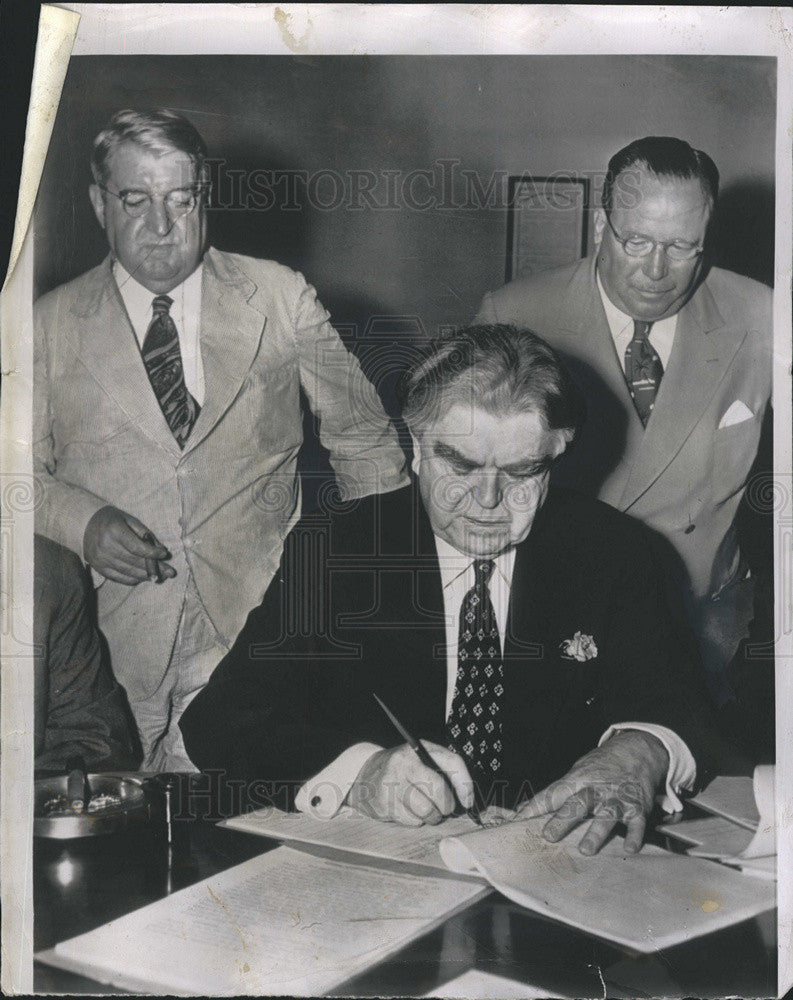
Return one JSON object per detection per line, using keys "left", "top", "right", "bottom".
{"left": 560, "top": 631, "right": 598, "bottom": 662}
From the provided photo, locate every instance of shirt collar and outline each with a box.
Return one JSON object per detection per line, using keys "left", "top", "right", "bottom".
{"left": 433, "top": 533, "right": 517, "bottom": 591}
{"left": 112, "top": 259, "right": 203, "bottom": 316}
{"left": 595, "top": 269, "right": 678, "bottom": 340}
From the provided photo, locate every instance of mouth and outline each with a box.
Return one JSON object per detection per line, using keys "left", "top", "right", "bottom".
{"left": 464, "top": 517, "right": 510, "bottom": 528}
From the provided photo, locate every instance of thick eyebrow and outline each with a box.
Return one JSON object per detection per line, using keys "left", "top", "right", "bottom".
{"left": 433, "top": 441, "right": 481, "bottom": 470}
{"left": 118, "top": 185, "right": 197, "bottom": 195}
{"left": 501, "top": 456, "right": 555, "bottom": 476}
{"left": 432, "top": 441, "right": 553, "bottom": 476}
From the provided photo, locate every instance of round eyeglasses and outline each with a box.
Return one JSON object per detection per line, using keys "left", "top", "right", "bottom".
{"left": 604, "top": 212, "right": 703, "bottom": 262}
{"left": 98, "top": 184, "right": 208, "bottom": 219}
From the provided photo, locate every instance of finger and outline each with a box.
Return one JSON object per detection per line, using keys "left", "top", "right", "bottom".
{"left": 120, "top": 518, "right": 170, "bottom": 558}
{"left": 542, "top": 787, "right": 594, "bottom": 842}
{"left": 623, "top": 813, "right": 647, "bottom": 854}
{"left": 389, "top": 794, "right": 425, "bottom": 827}
{"left": 578, "top": 814, "right": 619, "bottom": 855}
{"left": 98, "top": 565, "right": 146, "bottom": 586}
{"left": 100, "top": 544, "right": 153, "bottom": 578}
{"left": 418, "top": 766, "right": 458, "bottom": 816}
{"left": 518, "top": 778, "right": 575, "bottom": 820}
{"left": 403, "top": 782, "right": 445, "bottom": 825}
{"left": 158, "top": 561, "right": 177, "bottom": 579}
{"left": 422, "top": 742, "right": 474, "bottom": 810}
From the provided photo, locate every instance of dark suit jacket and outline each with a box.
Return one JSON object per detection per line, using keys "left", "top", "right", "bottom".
{"left": 181, "top": 484, "right": 735, "bottom": 808}
{"left": 34, "top": 535, "right": 138, "bottom": 772}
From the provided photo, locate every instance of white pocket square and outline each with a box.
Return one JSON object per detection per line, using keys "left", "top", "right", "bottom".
{"left": 718, "top": 400, "right": 754, "bottom": 429}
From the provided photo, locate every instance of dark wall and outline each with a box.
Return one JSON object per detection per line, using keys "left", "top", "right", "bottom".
{"left": 35, "top": 54, "right": 776, "bottom": 335}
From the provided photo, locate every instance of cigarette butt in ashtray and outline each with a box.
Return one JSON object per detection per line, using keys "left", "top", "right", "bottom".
{"left": 66, "top": 765, "right": 87, "bottom": 812}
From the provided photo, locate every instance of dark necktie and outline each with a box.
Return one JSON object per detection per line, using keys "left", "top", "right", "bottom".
{"left": 624, "top": 320, "right": 663, "bottom": 427}
{"left": 446, "top": 560, "right": 504, "bottom": 781}
{"left": 141, "top": 295, "right": 200, "bottom": 448}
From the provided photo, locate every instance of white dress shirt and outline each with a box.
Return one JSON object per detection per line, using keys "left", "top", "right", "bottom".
{"left": 113, "top": 260, "right": 205, "bottom": 405}
{"left": 295, "top": 532, "right": 696, "bottom": 818}
{"left": 89, "top": 262, "right": 205, "bottom": 583}
{"left": 596, "top": 271, "right": 678, "bottom": 373}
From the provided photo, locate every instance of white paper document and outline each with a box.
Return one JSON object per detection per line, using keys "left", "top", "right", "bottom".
{"left": 220, "top": 805, "right": 484, "bottom": 871}
{"left": 38, "top": 846, "right": 490, "bottom": 995}
{"left": 660, "top": 767, "right": 776, "bottom": 868}
{"left": 438, "top": 815, "right": 776, "bottom": 953}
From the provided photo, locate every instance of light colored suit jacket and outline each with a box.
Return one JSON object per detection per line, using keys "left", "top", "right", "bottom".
{"left": 34, "top": 247, "right": 407, "bottom": 700}
{"left": 477, "top": 255, "right": 772, "bottom": 606}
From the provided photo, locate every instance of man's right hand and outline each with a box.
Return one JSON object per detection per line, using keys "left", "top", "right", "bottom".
{"left": 345, "top": 741, "right": 474, "bottom": 826}
{"left": 84, "top": 505, "right": 176, "bottom": 585}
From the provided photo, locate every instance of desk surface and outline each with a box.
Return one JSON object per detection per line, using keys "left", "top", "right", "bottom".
{"left": 33, "top": 788, "right": 777, "bottom": 998}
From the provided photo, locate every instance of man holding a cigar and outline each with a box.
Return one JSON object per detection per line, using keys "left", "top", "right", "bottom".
{"left": 34, "top": 109, "right": 407, "bottom": 769}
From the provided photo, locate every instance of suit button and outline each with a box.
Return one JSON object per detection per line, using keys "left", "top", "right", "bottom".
{"left": 684, "top": 524, "right": 696, "bottom": 534}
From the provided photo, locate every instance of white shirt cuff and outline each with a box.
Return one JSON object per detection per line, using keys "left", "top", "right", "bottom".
{"left": 598, "top": 723, "right": 696, "bottom": 813}
{"left": 294, "top": 742, "right": 382, "bottom": 818}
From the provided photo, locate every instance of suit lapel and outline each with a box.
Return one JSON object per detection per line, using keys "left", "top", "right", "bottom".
{"left": 619, "top": 275, "right": 747, "bottom": 510}
{"left": 185, "top": 248, "right": 266, "bottom": 452}
{"left": 71, "top": 258, "right": 182, "bottom": 457}
{"left": 549, "top": 259, "right": 645, "bottom": 504}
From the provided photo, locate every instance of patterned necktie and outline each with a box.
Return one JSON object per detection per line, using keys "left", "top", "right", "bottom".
{"left": 624, "top": 320, "right": 663, "bottom": 427}
{"left": 446, "top": 559, "right": 504, "bottom": 781}
{"left": 141, "top": 295, "right": 200, "bottom": 448}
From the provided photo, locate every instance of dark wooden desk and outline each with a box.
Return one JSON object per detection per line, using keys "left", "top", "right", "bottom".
{"left": 34, "top": 782, "right": 777, "bottom": 998}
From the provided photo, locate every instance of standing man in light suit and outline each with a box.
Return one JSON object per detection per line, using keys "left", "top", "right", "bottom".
{"left": 476, "top": 137, "right": 772, "bottom": 706}
{"left": 34, "top": 109, "right": 407, "bottom": 769}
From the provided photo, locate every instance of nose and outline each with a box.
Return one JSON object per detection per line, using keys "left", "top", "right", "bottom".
{"left": 472, "top": 472, "right": 502, "bottom": 510}
{"left": 144, "top": 197, "right": 173, "bottom": 238}
{"left": 642, "top": 244, "right": 668, "bottom": 281}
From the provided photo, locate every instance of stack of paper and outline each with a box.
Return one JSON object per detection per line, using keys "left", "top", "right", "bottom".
{"left": 37, "top": 845, "right": 490, "bottom": 995}
{"left": 659, "top": 766, "right": 776, "bottom": 880}
{"left": 221, "top": 803, "right": 776, "bottom": 953}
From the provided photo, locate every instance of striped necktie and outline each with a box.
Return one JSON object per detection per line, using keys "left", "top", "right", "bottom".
{"left": 141, "top": 295, "right": 200, "bottom": 448}
{"left": 625, "top": 319, "right": 663, "bottom": 426}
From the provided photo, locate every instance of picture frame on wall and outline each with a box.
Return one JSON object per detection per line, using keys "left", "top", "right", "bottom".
{"left": 506, "top": 174, "right": 590, "bottom": 281}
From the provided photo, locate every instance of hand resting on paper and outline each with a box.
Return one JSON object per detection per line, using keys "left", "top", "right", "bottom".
{"left": 346, "top": 741, "right": 475, "bottom": 826}
{"left": 84, "top": 505, "right": 176, "bottom": 585}
{"left": 516, "top": 730, "right": 669, "bottom": 855}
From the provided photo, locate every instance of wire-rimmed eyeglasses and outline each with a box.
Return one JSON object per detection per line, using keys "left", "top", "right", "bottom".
{"left": 603, "top": 212, "right": 703, "bottom": 262}
{"left": 97, "top": 184, "right": 209, "bottom": 219}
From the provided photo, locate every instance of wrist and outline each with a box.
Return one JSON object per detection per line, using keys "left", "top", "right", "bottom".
{"left": 608, "top": 730, "right": 669, "bottom": 786}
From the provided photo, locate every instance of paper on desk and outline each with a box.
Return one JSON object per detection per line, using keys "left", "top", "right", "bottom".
{"left": 41, "top": 845, "right": 489, "bottom": 995}
{"left": 220, "top": 805, "right": 486, "bottom": 871}
{"left": 423, "top": 968, "right": 574, "bottom": 998}
{"left": 661, "top": 767, "right": 775, "bottom": 864}
{"left": 437, "top": 814, "right": 775, "bottom": 953}
{"left": 689, "top": 774, "right": 760, "bottom": 830}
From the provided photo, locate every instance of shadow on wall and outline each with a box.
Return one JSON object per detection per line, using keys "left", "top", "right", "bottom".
{"left": 711, "top": 179, "right": 775, "bottom": 288}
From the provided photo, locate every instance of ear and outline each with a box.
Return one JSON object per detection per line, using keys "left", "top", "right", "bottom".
{"left": 409, "top": 431, "right": 422, "bottom": 477}
{"left": 88, "top": 184, "right": 106, "bottom": 231}
{"left": 593, "top": 208, "right": 606, "bottom": 247}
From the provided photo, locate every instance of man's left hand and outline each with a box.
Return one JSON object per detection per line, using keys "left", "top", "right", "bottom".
{"left": 516, "top": 730, "right": 669, "bottom": 855}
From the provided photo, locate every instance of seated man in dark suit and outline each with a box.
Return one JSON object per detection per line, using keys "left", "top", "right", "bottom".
{"left": 181, "top": 325, "right": 734, "bottom": 855}
{"left": 35, "top": 534, "right": 138, "bottom": 772}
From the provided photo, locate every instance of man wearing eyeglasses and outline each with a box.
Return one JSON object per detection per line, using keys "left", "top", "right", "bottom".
{"left": 34, "top": 109, "right": 407, "bottom": 769}
{"left": 476, "top": 136, "right": 772, "bottom": 712}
